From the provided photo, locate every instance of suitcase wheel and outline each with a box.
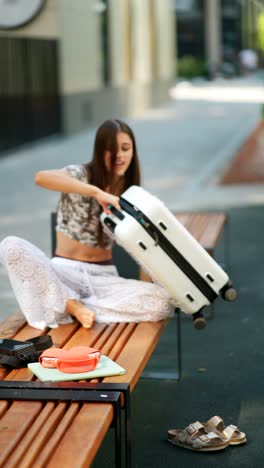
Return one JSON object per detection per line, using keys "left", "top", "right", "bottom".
{"left": 192, "top": 312, "right": 207, "bottom": 330}
{"left": 222, "top": 287, "right": 237, "bottom": 302}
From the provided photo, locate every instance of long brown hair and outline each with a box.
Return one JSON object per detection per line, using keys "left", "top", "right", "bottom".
{"left": 84, "top": 119, "right": 141, "bottom": 194}
{"left": 84, "top": 119, "right": 141, "bottom": 246}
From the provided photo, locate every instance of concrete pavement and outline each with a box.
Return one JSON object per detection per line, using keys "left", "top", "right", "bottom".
{"left": 0, "top": 74, "right": 263, "bottom": 320}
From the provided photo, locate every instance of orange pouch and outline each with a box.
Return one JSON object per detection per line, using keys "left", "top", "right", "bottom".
{"left": 39, "top": 346, "right": 100, "bottom": 373}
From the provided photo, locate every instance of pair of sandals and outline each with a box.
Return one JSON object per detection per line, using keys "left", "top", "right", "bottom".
{"left": 168, "top": 416, "right": 247, "bottom": 452}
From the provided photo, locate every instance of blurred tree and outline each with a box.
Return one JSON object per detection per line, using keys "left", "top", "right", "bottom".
{"left": 257, "top": 11, "right": 264, "bottom": 52}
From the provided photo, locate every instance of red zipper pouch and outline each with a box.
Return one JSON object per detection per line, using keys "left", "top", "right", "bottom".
{"left": 39, "top": 346, "right": 100, "bottom": 373}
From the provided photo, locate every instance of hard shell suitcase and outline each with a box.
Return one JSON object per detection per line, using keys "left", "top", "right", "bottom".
{"left": 101, "top": 186, "right": 236, "bottom": 326}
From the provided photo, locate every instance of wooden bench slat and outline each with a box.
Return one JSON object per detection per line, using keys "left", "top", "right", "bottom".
{"left": 0, "top": 401, "right": 43, "bottom": 466}
{"left": 199, "top": 214, "right": 227, "bottom": 248}
{"left": 11, "top": 324, "right": 46, "bottom": 342}
{"left": 63, "top": 322, "right": 108, "bottom": 349}
{"left": 97, "top": 322, "right": 127, "bottom": 356}
{"left": 93, "top": 323, "right": 120, "bottom": 351}
{"left": 175, "top": 213, "right": 191, "bottom": 226}
{"left": 186, "top": 214, "right": 207, "bottom": 241}
{"left": 104, "top": 320, "right": 169, "bottom": 391}
{"left": 0, "top": 401, "right": 8, "bottom": 418}
{"left": 108, "top": 322, "right": 137, "bottom": 362}
{"left": 6, "top": 401, "right": 58, "bottom": 468}
{"left": 15, "top": 402, "right": 70, "bottom": 468}
{"left": 0, "top": 311, "right": 26, "bottom": 339}
{"left": 176, "top": 212, "right": 227, "bottom": 254}
{"left": 176, "top": 213, "right": 208, "bottom": 245}
{"left": 89, "top": 323, "right": 138, "bottom": 385}
{"left": 49, "top": 322, "right": 80, "bottom": 348}
{"left": 5, "top": 366, "right": 35, "bottom": 383}
{"left": 46, "top": 403, "right": 114, "bottom": 468}
{"left": 0, "top": 368, "right": 7, "bottom": 380}
{"left": 33, "top": 403, "right": 80, "bottom": 468}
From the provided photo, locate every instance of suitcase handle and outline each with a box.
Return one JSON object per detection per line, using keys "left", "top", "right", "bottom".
{"left": 119, "top": 198, "right": 142, "bottom": 221}
{"left": 119, "top": 199, "right": 159, "bottom": 245}
{"left": 108, "top": 205, "right": 125, "bottom": 220}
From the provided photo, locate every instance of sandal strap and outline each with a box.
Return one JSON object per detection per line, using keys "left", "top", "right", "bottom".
{"left": 206, "top": 415, "right": 224, "bottom": 429}
{"left": 185, "top": 421, "right": 204, "bottom": 438}
{"left": 175, "top": 421, "right": 205, "bottom": 444}
{"left": 203, "top": 431, "right": 222, "bottom": 442}
{"left": 192, "top": 431, "right": 223, "bottom": 449}
{"left": 223, "top": 424, "right": 238, "bottom": 439}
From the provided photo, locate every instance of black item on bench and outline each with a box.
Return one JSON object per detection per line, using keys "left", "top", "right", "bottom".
{"left": 0, "top": 335, "right": 53, "bottom": 368}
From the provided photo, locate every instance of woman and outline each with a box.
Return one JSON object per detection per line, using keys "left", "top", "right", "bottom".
{"left": 0, "top": 119, "right": 173, "bottom": 330}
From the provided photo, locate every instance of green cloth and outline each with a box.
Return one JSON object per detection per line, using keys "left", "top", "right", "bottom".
{"left": 28, "top": 355, "right": 126, "bottom": 382}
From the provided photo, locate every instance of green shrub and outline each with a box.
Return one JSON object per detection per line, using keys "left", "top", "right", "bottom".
{"left": 261, "top": 103, "right": 264, "bottom": 120}
{"left": 177, "top": 56, "right": 207, "bottom": 78}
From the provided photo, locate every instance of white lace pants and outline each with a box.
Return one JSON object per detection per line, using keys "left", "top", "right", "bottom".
{"left": 0, "top": 236, "right": 174, "bottom": 330}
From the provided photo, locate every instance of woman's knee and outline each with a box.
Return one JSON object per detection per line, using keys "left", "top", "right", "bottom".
{"left": 0, "top": 236, "right": 27, "bottom": 264}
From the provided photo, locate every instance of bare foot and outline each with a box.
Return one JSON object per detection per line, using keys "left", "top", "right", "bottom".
{"left": 66, "top": 299, "right": 95, "bottom": 328}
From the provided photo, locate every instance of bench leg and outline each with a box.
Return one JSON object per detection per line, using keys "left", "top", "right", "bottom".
{"left": 105, "top": 383, "right": 131, "bottom": 467}
{"left": 225, "top": 214, "right": 230, "bottom": 273}
{"left": 124, "top": 387, "right": 132, "bottom": 468}
{"left": 176, "top": 308, "right": 182, "bottom": 381}
{"left": 141, "top": 310, "right": 182, "bottom": 380}
{"left": 114, "top": 397, "right": 122, "bottom": 468}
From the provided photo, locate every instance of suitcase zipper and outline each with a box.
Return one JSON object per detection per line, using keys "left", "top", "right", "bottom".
{"left": 120, "top": 197, "right": 217, "bottom": 303}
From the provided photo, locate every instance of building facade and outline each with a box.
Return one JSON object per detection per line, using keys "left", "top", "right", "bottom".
{"left": 0, "top": 0, "right": 175, "bottom": 153}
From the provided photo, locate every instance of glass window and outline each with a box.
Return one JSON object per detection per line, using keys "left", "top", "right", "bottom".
{"left": 221, "top": 0, "right": 242, "bottom": 62}
{"left": 176, "top": 0, "right": 205, "bottom": 57}
{"left": 175, "top": 0, "right": 203, "bottom": 14}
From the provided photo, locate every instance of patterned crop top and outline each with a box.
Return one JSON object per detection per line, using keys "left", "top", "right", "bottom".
{"left": 56, "top": 164, "right": 114, "bottom": 250}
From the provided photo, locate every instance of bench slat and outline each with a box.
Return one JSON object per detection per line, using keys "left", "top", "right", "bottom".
{"left": 63, "top": 322, "right": 108, "bottom": 350}
{"left": 108, "top": 323, "right": 137, "bottom": 362}
{"left": 33, "top": 403, "right": 80, "bottom": 467}
{"left": 104, "top": 320, "right": 169, "bottom": 390}
{"left": 99, "top": 322, "right": 128, "bottom": 356}
{"left": 0, "top": 311, "right": 26, "bottom": 339}
{"left": 46, "top": 403, "right": 114, "bottom": 468}
{"left": 93, "top": 323, "right": 120, "bottom": 351}
{"left": 89, "top": 323, "right": 138, "bottom": 385}
{"left": 199, "top": 214, "right": 227, "bottom": 248}
{"left": 6, "top": 401, "right": 58, "bottom": 468}
{"left": 0, "top": 401, "right": 43, "bottom": 466}
{"left": 49, "top": 322, "right": 80, "bottom": 348}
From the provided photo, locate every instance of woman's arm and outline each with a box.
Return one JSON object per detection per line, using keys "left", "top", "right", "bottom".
{"left": 35, "top": 169, "right": 120, "bottom": 213}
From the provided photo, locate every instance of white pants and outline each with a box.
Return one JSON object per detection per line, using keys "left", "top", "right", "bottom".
{"left": 0, "top": 236, "right": 174, "bottom": 330}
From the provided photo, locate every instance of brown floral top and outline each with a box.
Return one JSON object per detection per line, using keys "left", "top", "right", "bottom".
{"left": 56, "top": 164, "right": 113, "bottom": 249}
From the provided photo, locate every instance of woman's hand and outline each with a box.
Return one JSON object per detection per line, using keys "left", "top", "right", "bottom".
{"left": 35, "top": 169, "right": 121, "bottom": 214}
{"left": 95, "top": 190, "right": 121, "bottom": 214}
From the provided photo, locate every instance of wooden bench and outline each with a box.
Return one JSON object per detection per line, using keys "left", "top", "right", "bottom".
{"left": 0, "top": 211, "right": 228, "bottom": 467}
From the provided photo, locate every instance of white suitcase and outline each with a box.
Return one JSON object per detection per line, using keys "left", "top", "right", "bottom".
{"left": 101, "top": 186, "right": 236, "bottom": 325}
